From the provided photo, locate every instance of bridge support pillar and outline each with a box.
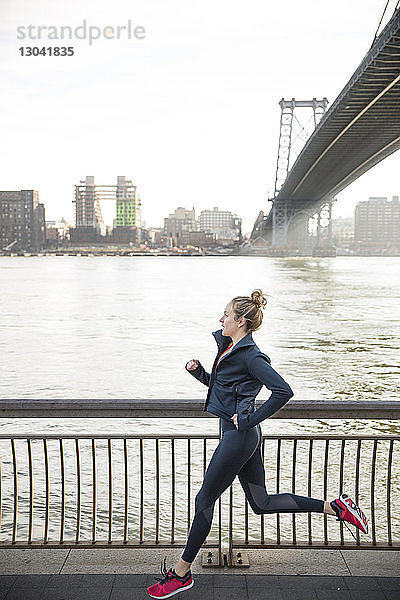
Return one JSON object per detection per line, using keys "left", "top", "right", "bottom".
{"left": 288, "top": 216, "right": 311, "bottom": 253}
{"left": 272, "top": 200, "right": 313, "bottom": 252}
{"left": 272, "top": 200, "right": 287, "bottom": 247}
{"left": 272, "top": 199, "right": 296, "bottom": 247}
{"left": 313, "top": 199, "right": 336, "bottom": 255}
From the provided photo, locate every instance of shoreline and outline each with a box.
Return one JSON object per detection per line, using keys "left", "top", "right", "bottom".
{"left": 1, "top": 251, "right": 399, "bottom": 258}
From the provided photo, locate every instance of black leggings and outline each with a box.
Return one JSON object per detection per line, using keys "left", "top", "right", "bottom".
{"left": 181, "top": 418, "right": 324, "bottom": 563}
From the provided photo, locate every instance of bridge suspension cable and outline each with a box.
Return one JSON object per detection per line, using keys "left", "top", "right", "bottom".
{"left": 370, "top": 0, "right": 395, "bottom": 48}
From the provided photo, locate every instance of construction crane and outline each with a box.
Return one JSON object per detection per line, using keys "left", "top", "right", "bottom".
{"left": 3, "top": 240, "right": 17, "bottom": 252}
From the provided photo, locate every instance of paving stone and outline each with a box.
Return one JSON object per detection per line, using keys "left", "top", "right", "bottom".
{"left": 110, "top": 591, "right": 133, "bottom": 600}
{"left": 0, "top": 578, "right": 16, "bottom": 593}
{"left": 382, "top": 592, "right": 400, "bottom": 600}
{"left": 63, "top": 549, "right": 187, "bottom": 575}
{"left": 213, "top": 589, "right": 244, "bottom": 600}
{"left": 279, "top": 575, "right": 322, "bottom": 589}
{"left": 191, "top": 573, "right": 214, "bottom": 586}
{"left": 145, "top": 574, "right": 158, "bottom": 586}
{"left": 316, "top": 592, "right": 352, "bottom": 600}
{"left": 246, "top": 588, "right": 283, "bottom": 600}
{"left": 213, "top": 574, "right": 246, "bottom": 588}
{"left": 5, "top": 589, "right": 47, "bottom": 600}
{"left": 246, "top": 574, "right": 281, "bottom": 588}
{"left": 46, "top": 574, "right": 73, "bottom": 587}
{"left": 41, "top": 589, "right": 70, "bottom": 600}
{"left": 341, "top": 551, "right": 400, "bottom": 577}
{"left": 12, "top": 574, "right": 50, "bottom": 588}
{"left": 114, "top": 574, "right": 148, "bottom": 588}
{"left": 246, "top": 550, "right": 347, "bottom": 576}
{"left": 46, "top": 574, "right": 116, "bottom": 588}
{"left": 349, "top": 592, "right": 386, "bottom": 600}
{"left": 306, "top": 576, "right": 347, "bottom": 590}
{"left": 60, "top": 587, "right": 112, "bottom": 600}
{"left": 345, "top": 577, "right": 381, "bottom": 590}
{"left": 281, "top": 590, "right": 318, "bottom": 600}
{"left": 42, "top": 586, "right": 115, "bottom": 600}
{"left": 74, "top": 574, "right": 115, "bottom": 588}
{"left": 179, "top": 585, "right": 213, "bottom": 600}
{"left": 375, "top": 577, "right": 400, "bottom": 590}
{"left": 110, "top": 590, "right": 149, "bottom": 600}
{"left": 0, "top": 549, "right": 69, "bottom": 575}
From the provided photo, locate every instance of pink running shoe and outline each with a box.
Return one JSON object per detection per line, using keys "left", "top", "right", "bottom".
{"left": 147, "top": 557, "right": 194, "bottom": 598}
{"left": 331, "top": 493, "right": 368, "bottom": 534}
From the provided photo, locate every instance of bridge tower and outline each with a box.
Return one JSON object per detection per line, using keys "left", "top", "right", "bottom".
{"left": 271, "top": 98, "right": 329, "bottom": 248}
{"left": 310, "top": 198, "right": 336, "bottom": 255}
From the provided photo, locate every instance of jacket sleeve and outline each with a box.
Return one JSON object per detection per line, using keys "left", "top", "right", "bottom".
{"left": 185, "top": 361, "right": 211, "bottom": 387}
{"left": 237, "top": 353, "right": 294, "bottom": 431}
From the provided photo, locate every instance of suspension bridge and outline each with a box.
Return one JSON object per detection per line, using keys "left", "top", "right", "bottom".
{"left": 250, "top": 6, "right": 400, "bottom": 250}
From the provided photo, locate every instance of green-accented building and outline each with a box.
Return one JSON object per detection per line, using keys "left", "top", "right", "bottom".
{"left": 114, "top": 176, "right": 141, "bottom": 244}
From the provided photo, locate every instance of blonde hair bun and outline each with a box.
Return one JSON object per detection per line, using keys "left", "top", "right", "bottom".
{"left": 231, "top": 289, "right": 268, "bottom": 332}
{"left": 251, "top": 289, "right": 267, "bottom": 309}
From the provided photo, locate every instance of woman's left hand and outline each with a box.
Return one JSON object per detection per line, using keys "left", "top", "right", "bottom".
{"left": 231, "top": 413, "right": 238, "bottom": 429}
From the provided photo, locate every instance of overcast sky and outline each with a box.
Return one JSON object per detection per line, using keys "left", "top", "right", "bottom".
{"left": 1, "top": 0, "right": 399, "bottom": 234}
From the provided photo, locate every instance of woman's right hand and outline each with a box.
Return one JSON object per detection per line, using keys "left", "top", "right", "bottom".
{"left": 186, "top": 359, "right": 200, "bottom": 371}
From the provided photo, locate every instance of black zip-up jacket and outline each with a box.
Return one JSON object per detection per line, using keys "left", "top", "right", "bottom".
{"left": 185, "top": 328, "right": 294, "bottom": 431}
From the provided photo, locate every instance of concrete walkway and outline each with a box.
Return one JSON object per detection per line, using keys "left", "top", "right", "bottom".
{"left": 1, "top": 548, "right": 399, "bottom": 599}
{"left": 1, "top": 573, "right": 400, "bottom": 600}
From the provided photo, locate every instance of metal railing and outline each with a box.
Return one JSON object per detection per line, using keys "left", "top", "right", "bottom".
{"left": 0, "top": 400, "right": 399, "bottom": 566}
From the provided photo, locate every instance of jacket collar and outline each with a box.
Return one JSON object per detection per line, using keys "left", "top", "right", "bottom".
{"left": 212, "top": 328, "right": 256, "bottom": 351}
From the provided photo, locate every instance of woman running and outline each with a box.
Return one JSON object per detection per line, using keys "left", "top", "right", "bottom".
{"left": 147, "top": 290, "right": 368, "bottom": 599}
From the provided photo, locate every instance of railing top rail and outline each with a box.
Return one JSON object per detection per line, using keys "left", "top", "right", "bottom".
{"left": 0, "top": 433, "right": 399, "bottom": 440}
{"left": 0, "top": 399, "right": 399, "bottom": 419}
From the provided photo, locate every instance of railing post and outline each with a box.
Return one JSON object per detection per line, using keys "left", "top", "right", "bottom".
{"left": 226, "top": 483, "right": 250, "bottom": 568}
{"left": 202, "top": 420, "right": 224, "bottom": 567}
{"left": 225, "top": 424, "right": 250, "bottom": 569}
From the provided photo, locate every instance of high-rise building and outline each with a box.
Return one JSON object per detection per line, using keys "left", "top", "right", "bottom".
{"left": 198, "top": 206, "right": 242, "bottom": 243}
{"left": 115, "top": 176, "right": 137, "bottom": 226}
{"left": 354, "top": 196, "right": 400, "bottom": 252}
{"left": 72, "top": 176, "right": 105, "bottom": 242}
{"left": 164, "top": 206, "right": 197, "bottom": 237}
{"left": 332, "top": 217, "right": 354, "bottom": 251}
{"left": 113, "top": 176, "right": 141, "bottom": 244}
{"left": 0, "top": 190, "right": 45, "bottom": 252}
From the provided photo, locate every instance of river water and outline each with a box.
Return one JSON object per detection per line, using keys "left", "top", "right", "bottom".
{"left": 0, "top": 256, "right": 399, "bottom": 544}
{"left": 1, "top": 255, "right": 399, "bottom": 405}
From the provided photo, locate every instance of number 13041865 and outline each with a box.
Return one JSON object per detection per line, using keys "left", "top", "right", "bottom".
{"left": 19, "top": 47, "right": 74, "bottom": 56}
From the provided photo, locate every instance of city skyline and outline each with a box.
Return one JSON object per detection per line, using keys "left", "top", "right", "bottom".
{"left": 1, "top": 0, "right": 400, "bottom": 235}
{"left": 3, "top": 187, "right": 400, "bottom": 254}
{"left": 3, "top": 184, "right": 400, "bottom": 237}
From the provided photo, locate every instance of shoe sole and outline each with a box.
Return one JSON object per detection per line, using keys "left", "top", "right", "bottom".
{"left": 148, "top": 580, "right": 194, "bottom": 599}
{"left": 340, "top": 494, "right": 368, "bottom": 534}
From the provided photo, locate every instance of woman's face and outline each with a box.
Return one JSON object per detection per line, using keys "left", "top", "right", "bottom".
{"left": 220, "top": 301, "right": 245, "bottom": 337}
